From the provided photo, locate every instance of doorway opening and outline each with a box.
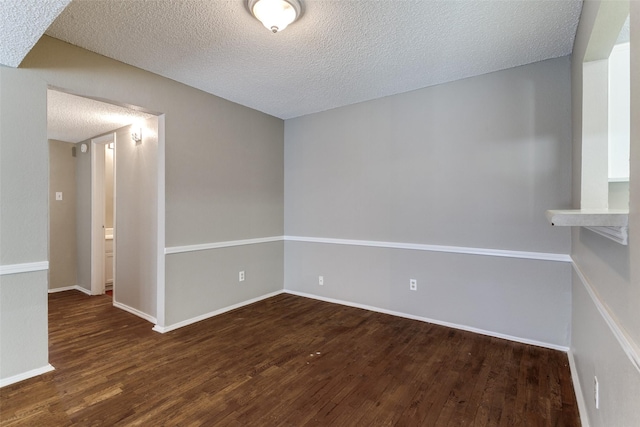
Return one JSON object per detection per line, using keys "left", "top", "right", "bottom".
{"left": 47, "top": 88, "right": 162, "bottom": 324}
{"left": 91, "top": 133, "right": 115, "bottom": 296}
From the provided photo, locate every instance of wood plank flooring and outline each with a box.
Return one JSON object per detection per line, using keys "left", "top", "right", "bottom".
{"left": 0, "top": 291, "right": 580, "bottom": 426}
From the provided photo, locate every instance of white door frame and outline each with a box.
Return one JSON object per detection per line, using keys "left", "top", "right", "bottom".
{"left": 91, "top": 133, "right": 114, "bottom": 295}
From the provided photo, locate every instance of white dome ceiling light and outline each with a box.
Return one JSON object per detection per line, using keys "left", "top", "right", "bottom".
{"left": 248, "top": 0, "right": 301, "bottom": 33}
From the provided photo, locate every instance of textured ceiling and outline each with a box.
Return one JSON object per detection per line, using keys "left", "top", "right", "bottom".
{"left": 48, "top": 90, "right": 155, "bottom": 143}
{"left": 44, "top": 0, "right": 583, "bottom": 119}
{"left": 0, "top": 0, "right": 70, "bottom": 67}
{"left": 617, "top": 15, "right": 630, "bottom": 44}
{"left": 37, "top": 1, "right": 582, "bottom": 119}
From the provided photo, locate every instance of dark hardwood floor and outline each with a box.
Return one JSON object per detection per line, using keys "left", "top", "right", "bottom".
{"left": 0, "top": 291, "right": 580, "bottom": 426}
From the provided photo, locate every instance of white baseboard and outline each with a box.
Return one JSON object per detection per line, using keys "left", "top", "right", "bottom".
{"left": 48, "top": 285, "right": 91, "bottom": 295}
{"left": 76, "top": 285, "right": 92, "bottom": 295}
{"left": 48, "top": 285, "right": 76, "bottom": 293}
{"left": 153, "top": 290, "right": 285, "bottom": 333}
{"left": 0, "top": 364, "right": 55, "bottom": 388}
{"left": 284, "top": 290, "right": 569, "bottom": 352}
{"left": 567, "top": 349, "right": 590, "bottom": 427}
{"left": 113, "top": 301, "right": 157, "bottom": 324}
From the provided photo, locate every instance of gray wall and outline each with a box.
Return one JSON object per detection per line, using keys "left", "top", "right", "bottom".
{"left": 162, "top": 84, "right": 285, "bottom": 325}
{"left": 74, "top": 121, "right": 159, "bottom": 317}
{"left": 48, "top": 139, "right": 77, "bottom": 290}
{"left": 114, "top": 121, "right": 158, "bottom": 317}
{"left": 17, "top": 36, "right": 284, "bottom": 329}
{"left": 1, "top": 35, "right": 284, "bottom": 380}
{"left": 608, "top": 181, "right": 630, "bottom": 209}
{"left": 570, "top": 1, "right": 640, "bottom": 426}
{"left": 284, "top": 57, "right": 573, "bottom": 348}
{"left": 0, "top": 67, "right": 50, "bottom": 380}
{"left": 166, "top": 242, "right": 283, "bottom": 325}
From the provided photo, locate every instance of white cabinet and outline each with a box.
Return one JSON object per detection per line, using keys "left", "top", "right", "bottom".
{"left": 105, "top": 234, "right": 114, "bottom": 290}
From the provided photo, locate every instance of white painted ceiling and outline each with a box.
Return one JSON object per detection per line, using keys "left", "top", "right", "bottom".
{"left": 617, "top": 15, "right": 630, "bottom": 44}
{"left": 48, "top": 90, "right": 155, "bottom": 143}
{"left": 42, "top": 0, "right": 583, "bottom": 119}
{"left": 1, "top": 1, "right": 583, "bottom": 120}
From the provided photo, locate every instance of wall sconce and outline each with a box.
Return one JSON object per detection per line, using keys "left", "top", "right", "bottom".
{"left": 131, "top": 128, "right": 142, "bottom": 145}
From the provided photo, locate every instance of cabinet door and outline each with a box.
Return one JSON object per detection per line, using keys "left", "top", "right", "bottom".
{"left": 105, "top": 239, "right": 114, "bottom": 285}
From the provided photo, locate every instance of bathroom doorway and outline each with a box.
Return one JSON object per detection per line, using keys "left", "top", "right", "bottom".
{"left": 90, "top": 132, "right": 116, "bottom": 296}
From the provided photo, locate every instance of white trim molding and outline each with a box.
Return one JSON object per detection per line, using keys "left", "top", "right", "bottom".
{"left": 155, "top": 114, "right": 167, "bottom": 330}
{"left": 584, "top": 226, "right": 628, "bottom": 245}
{"left": 153, "top": 290, "right": 284, "bottom": 333}
{"left": 567, "top": 350, "right": 591, "bottom": 427}
{"left": 165, "top": 236, "right": 284, "bottom": 255}
{"left": 546, "top": 209, "right": 629, "bottom": 227}
{"left": 285, "top": 236, "right": 571, "bottom": 263}
{"left": 113, "top": 301, "right": 157, "bottom": 324}
{"left": 0, "top": 364, "right": 55, "bottom": 388}
{"left": 0, "top": 261, "right": 48, "bottom": 276}
{"left": 48, "top": 285, "right": 91, "bottom": 295}
{"left": 165, "top": 235, "right": 570, "bottom": 263}
{"left": 572, "top": 260, "right": 640, "bottom": 373}
{"left": 284, "top": 290, "right": 569, "bottom": 352}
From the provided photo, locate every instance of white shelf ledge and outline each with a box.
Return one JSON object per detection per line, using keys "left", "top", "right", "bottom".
{"left": 545, "top": 209, "right": 628, "bottom": 227}
{"left": 545, "top": 209, "right": 629, "bottom": 245}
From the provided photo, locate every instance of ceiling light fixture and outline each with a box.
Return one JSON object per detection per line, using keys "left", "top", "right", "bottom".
{"left": 248, "top": 0, "right": 301, "bottom": 33}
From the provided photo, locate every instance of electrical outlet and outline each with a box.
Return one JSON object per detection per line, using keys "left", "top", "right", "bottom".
{"left": 318, "top": 276, "right": 324, "bottom": 286}
{"left": 56, "top": 192, "right": 63, "bottom": 201}
{"left": 239, "top": 271, "right": 245, "bottom": 282}
{"left": 594, "top": 376, "right": 599, "bottom": 409}
{"left": 410, "top": 279, "right": 417, "bottom": 291}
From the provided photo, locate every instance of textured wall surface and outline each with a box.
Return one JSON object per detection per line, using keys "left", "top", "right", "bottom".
{"left": 570, "top": 1, "right": 640, "bottom": 426}
{"left": 0, "top": 68, "right": 48, "bottom": 265}
{"left": 114, "top": 121, "right": 158, "bottom": 318}
{"left": 18, "top": 36, "right": 283, "bottom": 330}
{"left": 165, "top": 242, "right": 284, "bottom": 326}
{"left": 48, "top": 139, "right": 77, "bottom": 290}
{"left": 0, "top": 272, "right": 49, "bottom": 379}
{"left": 0, "top": 67, "right": 50, "bottom": 381}
{"left": 572, "top": 272, "right": 640, "bottom": 427}
{"left": 285, "top": 242, "right": 571, "bottom": 347}
{"left": 284, "top": 57, "right": 573, "bottom": 348}
{"left": 285, "top": 57, "right": 572, "bottom": 253}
